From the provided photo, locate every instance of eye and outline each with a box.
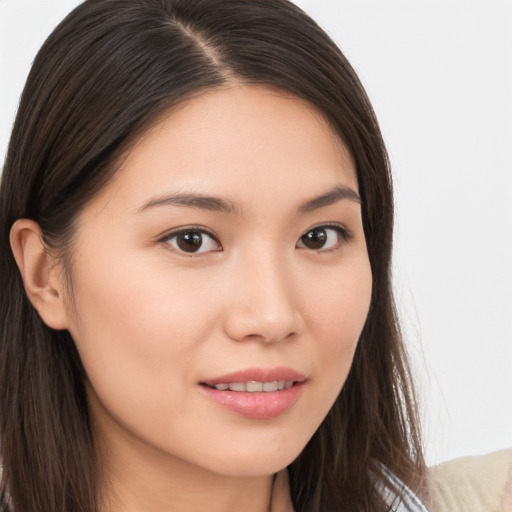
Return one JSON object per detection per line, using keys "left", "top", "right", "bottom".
{"left": 296, "top": 225, "right": 350, "bottom": 251}
{"left": 163, "top": 229, "right": 221, "bottom": 254}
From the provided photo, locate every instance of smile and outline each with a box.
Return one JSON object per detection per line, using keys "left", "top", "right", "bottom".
{"left": 199, "top": 368, "right": 306, "bottom": 419}
{"left": 206, "top": 380, "right": 295, "bottom": 392}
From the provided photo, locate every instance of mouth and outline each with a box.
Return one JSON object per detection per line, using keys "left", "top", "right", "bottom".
{"left": 199, "top": 367, "right": 306, "bottom": 419}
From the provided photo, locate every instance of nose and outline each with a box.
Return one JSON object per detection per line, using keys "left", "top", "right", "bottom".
{"left": 223, "top": 249, "right": 305, "bottom": 344}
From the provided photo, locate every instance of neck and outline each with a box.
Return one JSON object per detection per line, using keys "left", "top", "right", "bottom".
{"left": 96, "top": 423, "right": 274, "bottom": 512}
{"left": 102, "top": 467, "right": 273, "bottom": 512}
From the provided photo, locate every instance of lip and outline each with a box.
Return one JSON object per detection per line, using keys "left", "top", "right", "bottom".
{"left": 199, "top": 367, "right": 307, "bottom": 419}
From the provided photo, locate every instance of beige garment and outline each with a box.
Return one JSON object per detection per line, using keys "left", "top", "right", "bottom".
{"left": 429, "top": 449, "right": 512, "bottom": 512}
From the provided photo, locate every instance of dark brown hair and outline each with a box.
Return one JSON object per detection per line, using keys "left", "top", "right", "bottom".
{"left": 0, "top": 1, "right": 427, "bottom": 511}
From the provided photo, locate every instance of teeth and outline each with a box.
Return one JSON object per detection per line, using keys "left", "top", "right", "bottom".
{"left": 246, "top": 381, "right": 263, "bottom": 392}
{"left": 263, "top": 381, "right": 279, "bottom": 392}
{"left": 213, "top": 380, "right": 295, "bottom": 392}
{"left": 228, "top": 382, "right": 246, "bottom": 392}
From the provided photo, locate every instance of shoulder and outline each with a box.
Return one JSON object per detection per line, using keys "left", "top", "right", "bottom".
{"left": 429, "top": 449, "right": 512, "bottom": 512}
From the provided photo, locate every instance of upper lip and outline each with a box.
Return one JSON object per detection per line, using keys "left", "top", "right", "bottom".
{"left": 201, "top": 367, "right": 307, "bottom": 386}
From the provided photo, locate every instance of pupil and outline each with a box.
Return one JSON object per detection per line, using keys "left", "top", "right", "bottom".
{"left": 302, "top": 228, "right": 327, "bottom": 249}
{"left": 177, "top": 232, "right": 202, "bottom": 252}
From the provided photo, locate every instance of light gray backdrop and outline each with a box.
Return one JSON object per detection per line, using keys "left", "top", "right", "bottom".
{"left": 1, "top": 0, "right": 511, "bottom": 465}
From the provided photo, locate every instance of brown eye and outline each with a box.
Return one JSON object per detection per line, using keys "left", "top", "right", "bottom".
{"left": 297, "top": 226, "right": 347, "bottom": 251}
{"left": 166, "top": 230, "right": 220, "bottom": 254}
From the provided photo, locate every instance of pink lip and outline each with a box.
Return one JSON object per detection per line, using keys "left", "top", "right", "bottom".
{"left": 199, "top": 367, "right": 306, "bottom": 419}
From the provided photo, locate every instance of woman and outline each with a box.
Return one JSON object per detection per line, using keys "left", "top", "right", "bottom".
{"left": 0, "top": 0, "right": 429, "bottom": 510}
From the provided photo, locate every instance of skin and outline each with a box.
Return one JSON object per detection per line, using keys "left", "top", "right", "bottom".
{"left": 11, "top": 85, "right": 372, "bottom": 512}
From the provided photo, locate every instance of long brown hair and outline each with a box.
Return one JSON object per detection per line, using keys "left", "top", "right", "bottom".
{"left": 0, "top": 1, "right": 427, "bottom": 510}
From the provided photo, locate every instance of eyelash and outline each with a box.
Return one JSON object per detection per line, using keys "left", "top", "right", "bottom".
{"left": 159, "top": 223, "right": 352, "bottom": 256}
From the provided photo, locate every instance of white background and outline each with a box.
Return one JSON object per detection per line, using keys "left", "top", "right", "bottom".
{"left": 1, "top": 0, "right": 511, "bottom": 466}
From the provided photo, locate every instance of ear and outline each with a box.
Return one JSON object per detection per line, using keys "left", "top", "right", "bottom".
{"left": 10, "top": 219, "right": 70, "bottom": 330}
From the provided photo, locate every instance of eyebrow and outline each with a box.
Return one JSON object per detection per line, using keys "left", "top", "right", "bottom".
{"left": 138, "top": 193, "right": 240, "bottom": 215}
{"left": 298, "top": 184, "right": 361, "bottom": 213}
{"left": 138, "top": 184, "right": 360, "bottom": 215}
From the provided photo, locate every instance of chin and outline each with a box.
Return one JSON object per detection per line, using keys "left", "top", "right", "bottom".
{"left": 200, "top": 439, "right": 307, "bottom": 478}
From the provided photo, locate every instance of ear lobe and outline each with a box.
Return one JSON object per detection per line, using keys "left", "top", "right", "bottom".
{"left": 10, "top": 219, "right": 70, "bottom": 330}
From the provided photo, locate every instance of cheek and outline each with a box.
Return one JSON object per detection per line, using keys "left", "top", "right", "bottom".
{"left": 307, "top": 255, "right": 372, "bottom": 350}
{"left": 71, "top": 250, "right": 215, "bottom": 346}
{"left": 297, "top": 253, "right": 373, "bottom": 422}
{"left": 67, "top": 253, "right": 220, "bottom": 411}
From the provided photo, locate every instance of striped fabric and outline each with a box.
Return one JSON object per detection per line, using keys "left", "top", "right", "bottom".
{"left": 380, "top": 466, "right": 429, "bottom": 512}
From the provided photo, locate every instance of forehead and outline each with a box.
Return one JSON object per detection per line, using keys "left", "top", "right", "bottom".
{"left": 84, "top": 84, "right": 357, "bottom": 216}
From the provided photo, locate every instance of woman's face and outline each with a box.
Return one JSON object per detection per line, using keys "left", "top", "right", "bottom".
{"left": 63, "top": 85, "right": 372, "bottom": 477}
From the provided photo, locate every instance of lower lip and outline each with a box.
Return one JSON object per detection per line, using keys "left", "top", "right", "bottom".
{"left": 200, "top": 383, "right": 304, "bottom": 419}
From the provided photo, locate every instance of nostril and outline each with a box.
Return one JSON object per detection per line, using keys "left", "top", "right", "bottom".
{"left": 261, "top": 331, "right": 297, "bottom": 343}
